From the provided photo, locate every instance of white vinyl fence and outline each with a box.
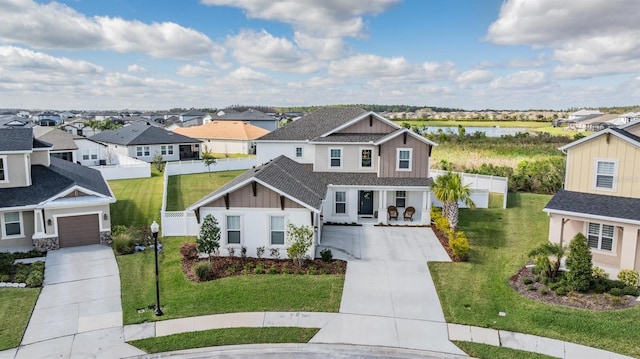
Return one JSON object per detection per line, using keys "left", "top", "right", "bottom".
{"left": 430, "top": 169, "right": 509, "bottom": 209}
{"left": 161, "top": 157, "right": 257, "bottom": 236}
{"left": 92, "top": 154, "right": 150, "bottom": 180}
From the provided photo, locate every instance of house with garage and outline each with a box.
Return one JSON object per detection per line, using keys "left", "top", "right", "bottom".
{"left": 188, "top": 108, "right": 437, "bottom": 257}
{"left": 89, "top": 123, "right": 202, "bottom": 162}
{"left": 0, "top": 118, "right": 115, "bottom": 251}
{"left": 33, "top": 127, "right": 109, "bottom": 166}
{"left": 543, "top": 120, "right": 640, "bottom": 278}
{"left": 173, "top": 121, "right": 269, "bottom": 155}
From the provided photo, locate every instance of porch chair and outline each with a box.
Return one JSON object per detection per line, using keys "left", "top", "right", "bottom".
{"left": 387, "top": 205, "right": 399, "bottom": 220}
{"left": 403, "top": 206, "right": 415, "bottom": 221}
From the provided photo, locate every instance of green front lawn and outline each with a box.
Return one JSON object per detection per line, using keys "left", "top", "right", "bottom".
{"left": 130, "top": 327, "right": 318, "bottom": 354}
{"left": 454, "top": 341, "right": 555, "bottom": 359}
{"left": 430, "top": 193, "right": 640, "bottom": 358}
{"left": 108, "top": 170, "right": 164, "bottom": 227}
{"left": 0, "top": 288, "right": 40, "bottom": 350}
{"left": 118, "top": 237, "right": 344, "bottom": 325}
{"left": 166, "top": 170, "right": 245, "bottom": 211}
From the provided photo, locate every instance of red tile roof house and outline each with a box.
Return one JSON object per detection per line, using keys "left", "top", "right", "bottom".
{"left": 188, "top": 108, "right": 437, "bottom": 258}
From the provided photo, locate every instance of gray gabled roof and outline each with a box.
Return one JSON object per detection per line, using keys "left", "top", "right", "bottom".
{"left": 257, "top": 107, "right": 368, "bottom": 141}
{"left": 181, "top": 109, "right": 207, "bottom": 117}
{"left": 89, "top": 124, "right": 200, "bottom": 146}
{"left": 190, "top": 155, "right": 327, "bottom": 211}
{"left": 215, "top": 109, "right": 275, "bottom": 121}
{"left": 0, "top": 157, "right": 113, "bottom": 208}
{"left": 0, "top": 128, "right": 33, "bottom": 152}
{"left": 33, "top": 127, "right": 79, "bottom": 151}
{"left": 544, "top": 189, "right": 640, "bottom": 224}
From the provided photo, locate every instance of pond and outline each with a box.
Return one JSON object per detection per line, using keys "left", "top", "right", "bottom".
{"left": 420, "top": 126, "right": 530, "bottom": 137}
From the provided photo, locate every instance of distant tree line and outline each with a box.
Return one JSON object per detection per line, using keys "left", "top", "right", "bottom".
{"left": 278, "top": 104, "right": 465, "bottom": 113}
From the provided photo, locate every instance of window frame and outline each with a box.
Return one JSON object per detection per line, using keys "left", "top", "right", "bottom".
{"left": 143, "top": 146, "right": 150, "bottom": 156}
{"left": 395, "top": 191, "right": 406, "bottom": 208}
{"left": 295, "top": 147, "right": 303, "bottom": 158}
{"left": 594, "top": 159, "right": 617, "bottom": 191}
{"left": 2, "top": 212, "right": 23, "bottom": 239}
{"left": 335, "top": 191, "right": 347, "bottom": 214}
{"left": 225, "top": 215, "right": 242, "bottom": 245}
{"left": 360, "top": 148, "right": 372, "bottom": 168}
{"left": 586, "top": 222, "right": 615, "bottom": 252}
{"left": 161, "top": 145, "right": 167, "bottom": 155}
{"left": 136, "top": 146, "right": 143, "bottom": 157}
{"left": 269, "top": 215, "right": 286, "bottom": 246}
{"left": 329, "top": 148, "right": 342, "bottom": 169}
{"left": 0, "top": 156, "right": 7, "bottom": 183}
{"left": 82, "top": 149, "right": 98, "bottom": 161}
{"left": 396, "top": 148, "right": 413, "bottom": 171}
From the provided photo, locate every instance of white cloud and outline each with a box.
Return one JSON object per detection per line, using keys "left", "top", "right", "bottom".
{"left": 225, "top": 29, "right": 321, "bottom": 73}
{"left": 329, "top": 54, "right": 455, "bottom": 82}
{"left": 293, "top": 32, "right": 346, "bottom": 60}
{"left": 456, "top": 70, "right": 494, "bottom": 86}
{"left": 127, "top": 64, "right": 147, "bottom": 73}
{"left": 489, "top": 70, "right": 546, "bottom": 90}
{"left": 0, "top": 46, "right": 103, "bottom": 74}
{"left": 287, "top": 76, "right": 344, "bottom": 89}
{"left": 0, "top": 0, "right": 225, "bottom": 61}
{"left": 225, "top": 66, "right": 275, "bottom": 84}
{"left": 177, "top": 64, "right": 216, "bottom": 77}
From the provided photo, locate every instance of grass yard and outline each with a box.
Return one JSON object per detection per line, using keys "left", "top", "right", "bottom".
{"left": 394, "top": 120, "right": 590, "bottom": 137}
{"left": 108, "top": 169, "right": 164, "bottom": 227}
{"left": 0, "top": 288, "right": 40, "bottom": 350}
{"left": 430, "top": 193, "right": 640, "bottom": 358}
{"left": 453, "top": 341, "right": 555, "bottom": 359}
{"left": 130, "top": 327, "right": 319, "bottom": 354}
{"left": 165, "top": 170, "right": 245, "bottom": 211}
{"left": 117, "top": 236, "right": 344, "bottom": 325}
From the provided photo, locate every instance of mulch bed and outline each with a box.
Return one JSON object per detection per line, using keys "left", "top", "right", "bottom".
{"left": 510, "top": 266, "right": 638, "bottom": 310}
{"left": 431, "top": 226, "right": 458, "bottom": 261}
{"left": 183, "top": 256, "right": 347, "bottom": 282}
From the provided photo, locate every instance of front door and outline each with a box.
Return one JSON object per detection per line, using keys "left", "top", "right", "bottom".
{"left": 358, "top": 190, "right": 374, "bottom": 216}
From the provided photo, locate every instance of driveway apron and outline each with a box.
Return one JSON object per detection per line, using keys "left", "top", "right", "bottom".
{"left": 312, "top": 225, "right": 466, "bottom": 356}
{"left": 16, "top": 244, "right": 144, "bottom": 358}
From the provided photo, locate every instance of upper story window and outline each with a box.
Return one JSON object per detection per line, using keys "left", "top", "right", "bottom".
{"left": 295, "top": 147, "right": 303, "bottom": 158}
{"left": 226, "top": 215, "right": 241, "bottom": 244}
{"left": 3, "top": 212, "right": 22, "bottom": 238}
{"left": 0, "top": 157, "right": 6, "bottom": 182}
{"left": 361, "top": 149, "right": 372, "bottom": 168}
{"left": 329, "top": 148, "right": 342, "bottom": 168}
{"left": 136, "top": 146, "right": 150, "bottom": 157}
{"left": 587, "top": 222, "right": 614, "bottom": 251}
{"left": 335, "top": 191, "right": 346, "bottom": 214}
{"left": 397, "top": 148, "right": 412, "bottom": 171}
{"left": 595, "top": 160, "right": 616, "bottom": 190}
{"left": 161, "top": 145, "right": 174, "bottom": 155}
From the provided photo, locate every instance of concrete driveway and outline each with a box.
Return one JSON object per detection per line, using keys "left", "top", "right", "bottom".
{"left": 13, "top": 245, "right": 144, "bottom": 359}
{"left": 312, "top": 225, "right": 466, "bottom": 356}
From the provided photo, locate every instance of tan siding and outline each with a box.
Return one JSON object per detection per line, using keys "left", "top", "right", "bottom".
{"left": 64, "top": 190, "right": 90, "bottom": 198}
{"left": 313, "top": 144, "right": 376, "bottom": 172}
{"left": 0, "top": 154, "right": 28, "bottom": 188}
{"left": 565, "top": 135, "right": 640, "bottom": 197}
{"left": 379, "top": 135, "right": 430, "bottom": 178}
{"left": 337, "top": 115, "right": 396, "bottom": 134}
{"left": 203, "top": 182, "right": 303, "bottom": 209}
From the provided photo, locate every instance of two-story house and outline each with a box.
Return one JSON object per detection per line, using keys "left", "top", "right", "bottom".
{"left": 0, "top": 118, "right": 115, "bottom": 251}
{"left": 543, "top": 121, "right": 640, "bottom": 278}
{"left": 188, "top": 108, "right": 437, "bottom": 257}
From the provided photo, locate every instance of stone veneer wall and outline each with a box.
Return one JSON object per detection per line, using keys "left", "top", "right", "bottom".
{"left": 100, "top": 230, "right": 112, "bottom": 245}
{"left": 33, "top": 237, "right": 59, "bottom": 251}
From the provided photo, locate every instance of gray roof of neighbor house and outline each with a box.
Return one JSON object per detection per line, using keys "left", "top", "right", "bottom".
{"left": 181, "top": 109, "right": 207, "bottom": 117}
{"left": 0, "top": 157, "right": 113, "bottom": 208}
{"left": 89, "top": 123, "right": 201, "bottom": 146}
{"left": 544, "top": 190, "right": 640, "bottom": 223}
{"left": 0, "top": 127, "right": 34, "bottom": 152}
{"left": 33, "top": 127, "right": 80, "bottom": 151}
{"left": 191, "top": 155, "right": 328, "bottom": 211}
{"left": 257, "top": 107, "right": 368, "bottom": 141}
{"left": 215, "top": 109, "right": 274, "bottom": 121}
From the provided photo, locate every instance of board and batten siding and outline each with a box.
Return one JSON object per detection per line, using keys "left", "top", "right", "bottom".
{"left": 378, "top": 135, "right": 430, "bottom": 178}
{"left": 313, "top": 144, "right": 377, "bottom": 172}
{"left": 203, "top": 182, "right": 304, "bottom": 209}
{"left": 336, "top": 115, "right": 396, "bottom": 134}
{"left": 565, "top": 135, "right": 640, "bottom": 198}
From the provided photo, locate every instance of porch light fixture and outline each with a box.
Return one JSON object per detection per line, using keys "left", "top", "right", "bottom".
{"left": 150, "top": 221, "right": 163, "bottom": 316}
{"left": 47, "top": 219, "right": 52, "bottom": 226}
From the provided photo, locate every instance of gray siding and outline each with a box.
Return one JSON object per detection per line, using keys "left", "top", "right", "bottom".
{"left": 379, "top": 134, "right": 430, "bottom": 178}
{"left": 205, "top": 182, "right": 303, "bottom": 209}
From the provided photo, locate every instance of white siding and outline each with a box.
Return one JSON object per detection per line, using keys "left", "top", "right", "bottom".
{"left": 127, "top": 144, "right": 181, "bottom": 162}
{"left": 76, "top": 139, "right": 106, "bottom": 166}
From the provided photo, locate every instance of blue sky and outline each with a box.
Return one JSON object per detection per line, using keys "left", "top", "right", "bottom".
{"left": 0, "top": 0, "right": 638, "bottom": 110}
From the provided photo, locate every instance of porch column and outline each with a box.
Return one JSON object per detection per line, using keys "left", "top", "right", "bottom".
{"left": 378, "top": 190, "right": 387, "bottom": 225}
{"left": 619, "top": 225, "right": 640, "bottom": 271}
{"left": 33, "top": 209, "right": 46, "bottom": 237}
{"left": 421, "top": 190, "right": 431, "bottom": 225}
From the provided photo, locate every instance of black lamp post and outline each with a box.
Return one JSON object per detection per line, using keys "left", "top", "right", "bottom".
{"left": 150, "top": 221, "right": 163, "bottom": 316}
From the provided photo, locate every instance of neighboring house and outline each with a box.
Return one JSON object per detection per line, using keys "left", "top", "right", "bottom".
{"left": 93, "top": 112, "right": 122, "bottom": 121}
{"left": 0, "top": 118, "right": 115, "bottom": 251}
{"left": 543, "top": 121, "right": 640, "bottom": 277}
{"left": 568, "top": 109, "right": 603, "bottom": 121}
{"left": 89, "top": 123, "right": 202, "bottom": 162}
{"left": 35, "top": 111, "right": 61, "bottom": 126}
{"left": 189, "top": 108, "right": 437, "bottom": 257}
{"left": 210, "top": 109, "right": 279, "bottom": 131}
{"left": 576, "top": 114, "right": 619, "bottom": 131}
{"left": 180, "top": 109, "right": 207, "bottom": 123}
{"left": 173, "top": 121, "right": 269, "bottom": 155}
{"left": 32, "top": 126, "right": 109, "bottom": 167}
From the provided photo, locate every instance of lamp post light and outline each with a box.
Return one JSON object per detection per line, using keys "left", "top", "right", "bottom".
{"left": 150, "top": 221, "right": 163, "bottom": 316}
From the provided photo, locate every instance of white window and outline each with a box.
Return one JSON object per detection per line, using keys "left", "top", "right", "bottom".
{"left": 143, "top": 146, "right": 150, "bottom": 156}
{"left": 329, "top": 148, "right": 342, "bottom": 168}
{"left": 335, "top": 191, "right": 346, "bottom": 214}
{"left": 595, "top": 160, "right": 616, "bottom": 190}
{"left": 226, "top": 215, "right": 241, "bottom": 244}
{"left": 161, "top": 146, "right": 167, "bottom": 155}
{"left": 3, "top": 212, "right": 22, "bottom": 237}
{"left": 395, "top": 191, "right": 406, "bottom": 208}
{"left": 270, "top": 216, "right": 285, "bottom": 245}
{"left": 587, "top": 222, "right": 614, "bottom": 251}
{"left": 161, "top": 145, "right": 174, "bottom": 155}
{"left": 0, "top": 157, "right": 6, "bottom": 182}
{"left": 295, "top": 147, "right": 303, "bottom": 158}
{"left": 361, "top": 149, "right": 372, "bottom": 168}
{"left": 397, "top": 149, "right": 412, "bottom": 171}
{"left": 82, "top": 149, "right": 98, "bottom": 161}
{"left": 168, "top": 145, "right": 174, "bottom": 155}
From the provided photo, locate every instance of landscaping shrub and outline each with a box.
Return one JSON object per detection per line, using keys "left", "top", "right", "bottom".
{"left": 565, "top": 233, "right": 592, "bottom": 292}
{"left": 449, "top": 231, "right": 470, "bottom": 261}
{"left": 609, "top": 287, "right": 623, "bottom": 297}
{"left": 523, "top": 277, "right": 533, "bottom": 285}
{"left": 527, "top": 284, "right": 536, "bottom": 291}
{"left": 179, "top": 243, "right": 198, "bottom": 260}
{"left": 592, "top": 266, "right": 609, "bottom": 280}
{"left": 197, "top": 215, "right": 220, "bottom": 259}
{"left": 267, "top": 265, "right": 278, "bottom": 274}
{"left": 256, "top": 247, "right": 265, "bottom": 259}
{"left": 26, "top": 270, "right": 43, "bottom": 287}
{"left": 228, "top": 247, "right": 236, "bottom": 257}
{"left": 192, "top": 261, "right": 212, "bottom": 281}
{"left": 286, "top": 223, "right": 313, "bottom": 267}
{"left": 240, "top": 246, "right": 247, "bottom": 259}
{"left": 320, "top": 248, "right": 333, "bottom": 262}
{"left": 269, "top": 248, "right": 280, "bottom": 259}
{"left": 13, "top": 264, "right": 30, "bottom": 283}
{"left": 111, "top": 225, "right": 127, "bottom": 237}
{"left": 0, "top": 274, "right": 8, "bottom": 282}
{"left": 253, "top": 263, "right": 266, "bottom": 274}
{"left": 622, "top": 286, "right": 640, "bottom": 296}
{"left": 539, "top": 288, "right": 548, "bottom": 295}
{"left": 617, "top": 269, "right": 639, "bottom": 288}
{"left": 0, "top": 254, "right": 14, "bottom": 274}
{"left": 434, "top": 215, "right": 450, "bottom": 233}
{"left": 112, "top": 229, "right": 137, "bottom": 255}
{"left": 529, "top": 243, "right": 564, "bottom": 280}
{"left": 554, "top": 287, "right": 568, "bottom": 296}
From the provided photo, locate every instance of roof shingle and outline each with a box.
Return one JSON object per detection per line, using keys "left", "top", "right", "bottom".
{"left": 89, "top": 124, "right": 200, "bottom": 145}
{"left": 544, "top": 189, "right": 640, "bottom": 222}
{"left": 257, "top": 107, "right": 367, "bottom": 141}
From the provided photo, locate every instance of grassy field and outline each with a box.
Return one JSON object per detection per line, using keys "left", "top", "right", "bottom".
{"left": 454, "top": 341, "right": 555, "bottom": 359}
{"left": 430, "top": 193, "right": 640, "bottom": 358}
{"left": 166, "top": 170, "right": 245, "bottom": 211}
{"left": 108, "top": 169, "right": 164, "bottom": 227}
{"left": 117, "top": 236, "right": 344, "bottom": 325}
{"left": 130, "top": 327, "right": 319, "bottom": 354}
{"left": 394, "top": 120, "right": 589, "bottom": 137}
{"left": 0, "top": 288, "right": 40, "bottom": 350}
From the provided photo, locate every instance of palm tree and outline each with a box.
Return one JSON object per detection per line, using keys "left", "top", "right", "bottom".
{"left": 528, "top": 243, "right": 566, "bottom": 280}
{"left": 432, "top": 172, "right": 475, "bottom": 230}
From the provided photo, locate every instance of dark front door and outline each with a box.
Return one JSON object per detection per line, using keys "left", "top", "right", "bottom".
{"left": 358, "top": 190, "right": 374, "bottom": 216}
